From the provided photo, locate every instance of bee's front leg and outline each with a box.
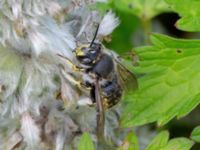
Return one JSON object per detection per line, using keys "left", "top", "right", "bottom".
{"left": 72, "top": 65, "right": 85, "bottom": 72}
{"left": 60, "top": 69, "right": 91, "bottom": 90}
{"left": 57, "top": 54, "right": 85, "bottom": 72}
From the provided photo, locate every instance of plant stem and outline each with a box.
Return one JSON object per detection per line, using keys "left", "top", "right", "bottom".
{"left": 141, "top": 18, "right": 151, "bottom": 44}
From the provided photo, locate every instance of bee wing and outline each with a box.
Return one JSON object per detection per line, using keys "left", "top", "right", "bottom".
{"left": 114, "top": 57, "right": 138, "bottom": 92}
{"left": 103, "top": 48, "right": 138, "bottom": 91}
{"left": 94, "top": 79, "right": 105, "bottom": 138}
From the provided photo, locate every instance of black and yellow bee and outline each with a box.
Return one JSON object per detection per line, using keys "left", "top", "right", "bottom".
{"left": 58, "top": 24, "right": 138, "bottom": 109}
{"left": 57, "top": 11, "right": 138, "bottom": 140}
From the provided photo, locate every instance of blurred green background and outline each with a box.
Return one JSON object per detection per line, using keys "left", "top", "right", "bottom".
{"left": 93, "top": 1, "right": 200, "bottom": 150}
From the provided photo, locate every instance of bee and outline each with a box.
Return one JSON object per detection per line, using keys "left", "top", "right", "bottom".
{"left": 57, "top": 16, "right": 138, "bottom": 109}
{"left": 57, "top": 11, "right": 138, "bottom": 140}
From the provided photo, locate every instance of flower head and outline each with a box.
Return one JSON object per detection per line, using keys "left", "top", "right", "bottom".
{"left": 0, "top": 0, "right": 121, "bottom": 149}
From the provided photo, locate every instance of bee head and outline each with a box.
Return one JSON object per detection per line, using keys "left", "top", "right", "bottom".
{"left": 74, "top": 24, "right": 101, "bottom": 65}
{"left": 74, "top": 42, "right": 101, "bottom": 65}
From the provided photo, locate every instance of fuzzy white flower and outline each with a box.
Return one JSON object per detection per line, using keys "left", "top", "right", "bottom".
{"left": 11, "top": 1, "right": 22, "bottom": 19}
{"left": 29, "top": 31, "right": 49, "bottom": 56}
{"left": 47, "top": 2, "right": 62, "bottom": 17}
{"left": 0, "top": 0, "right": 122, "bottom": 149}
{"left": 20, "top": 112, "right": 41, "bottom": 149}
{"left": 98, "top": 11, "right": 120, "bottom": 36}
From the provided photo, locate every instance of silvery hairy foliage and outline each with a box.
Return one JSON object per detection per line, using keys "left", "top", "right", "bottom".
{"left": 0, "top": 0, "right": 122, "bottom": 149}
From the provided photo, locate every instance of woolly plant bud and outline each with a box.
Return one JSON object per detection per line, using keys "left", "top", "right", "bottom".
{"left": 0, "top": 0, "right": 122, "bottom": 149}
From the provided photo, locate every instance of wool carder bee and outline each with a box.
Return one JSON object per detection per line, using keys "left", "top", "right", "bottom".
{"left": 58, "top": 11, "right": 138, "bottom": 109}
{"left": 57, "top": 11, "right": 138, "bottom": 141}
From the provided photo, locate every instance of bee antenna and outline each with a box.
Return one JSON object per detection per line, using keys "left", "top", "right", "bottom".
{"left": 90, "top": 24, "right": 99, "bottom": 47}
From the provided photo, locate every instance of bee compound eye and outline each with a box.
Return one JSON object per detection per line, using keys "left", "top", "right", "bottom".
{"left": 81, "top": 47, "right": 87, "bottom": 51}
{"left": 82, "top": 58, "right": 92, "bottom": 63}
{"left": 89, "top": 50, "right": 96, "bottom": 54}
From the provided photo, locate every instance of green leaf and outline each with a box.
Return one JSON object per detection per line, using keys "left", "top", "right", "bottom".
{"left": 78, "top": 132, "right": 94, "bottom": 150}
{"left": 166, "top": 0, "right": 200, "bottom": 31}
{"left": 118, "top": 131, "right": 138, "bottom": 150}
{"left": 121, "top": 33, "right": 200, "bottom": 127}
{"left": 90, "top": 1, "right": 112, "bottom": 14}
{"left": 146, "top": 131, "right": 193, "bottom": 150}
{"left": 114, "top": 0, "right": 171, "bottom": 20}
{"left": 160, "top": 138, "right": 194, "bottom": 150}
{"left": 191, "top": 126, "right": 200, "bottom": 142}
{"left": 106, "top": 11, "right": 139, "bottom": 54}
{"left": 146, "top": 131, "right": 169, "bottom": 150}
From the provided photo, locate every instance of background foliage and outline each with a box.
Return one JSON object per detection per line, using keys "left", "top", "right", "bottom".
{"left": 80, "top": 0, "right": 200, "bottom": 149}
{"left": 1, "top": 0, "right": 200, "bottom": 149}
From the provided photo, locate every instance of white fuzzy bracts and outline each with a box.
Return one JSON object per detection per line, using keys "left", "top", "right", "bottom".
{"left": 0, "top": 0, "right": 121, "bottom": 149}
{"left": 98, "top": 11, "right": 120, "bottom": 36}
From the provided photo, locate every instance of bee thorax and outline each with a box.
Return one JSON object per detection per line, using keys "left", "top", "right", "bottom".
{"left": 92, "top": 54, "right": 114, "bottom": 78}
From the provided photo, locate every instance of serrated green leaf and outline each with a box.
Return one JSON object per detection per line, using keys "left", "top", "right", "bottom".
{"left": 146, "top": 131, "right": 169, "bottom": 150}
{"left": 160, "top": 138, "right": 194, "bottom": 150}
{"left": 191, "top": 126, "right": 200, "bottom": 142}
{"left": 114, "top": 0, "right": 170, "bottom": 20}
{"left": 145, "top": 131, "right": 193, "bottom": 150}
{"left": 78, "top": 132, "right": 94, "bottom": 150}
{"left": 121, "top": 33, "right": 200, "bottom": 127}
{"left": 165, "top": 0, "right": 200, "bottom": 31}
{"left": 118, "top": 131, "right": 138, "bottom": 150}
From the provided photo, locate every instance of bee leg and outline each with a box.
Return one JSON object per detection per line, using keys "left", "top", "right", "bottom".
{"left": 57, "top": 54, "right": 85, "bottom": 72}
{"left": 64, "top": 58, "right": 85, "bottom": 72}
{"left": 72, "top": 65, "right": 85, "bottom": 72}
{"left": 61, "top": 69, "right": 91, "bottom": 90}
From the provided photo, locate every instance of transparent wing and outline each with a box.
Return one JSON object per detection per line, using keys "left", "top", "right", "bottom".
{"left": 94, "top": 79, "right": 105, "bottom": 139}
{"left": 114, "top": 57, "right": 138, "bottom": 92}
